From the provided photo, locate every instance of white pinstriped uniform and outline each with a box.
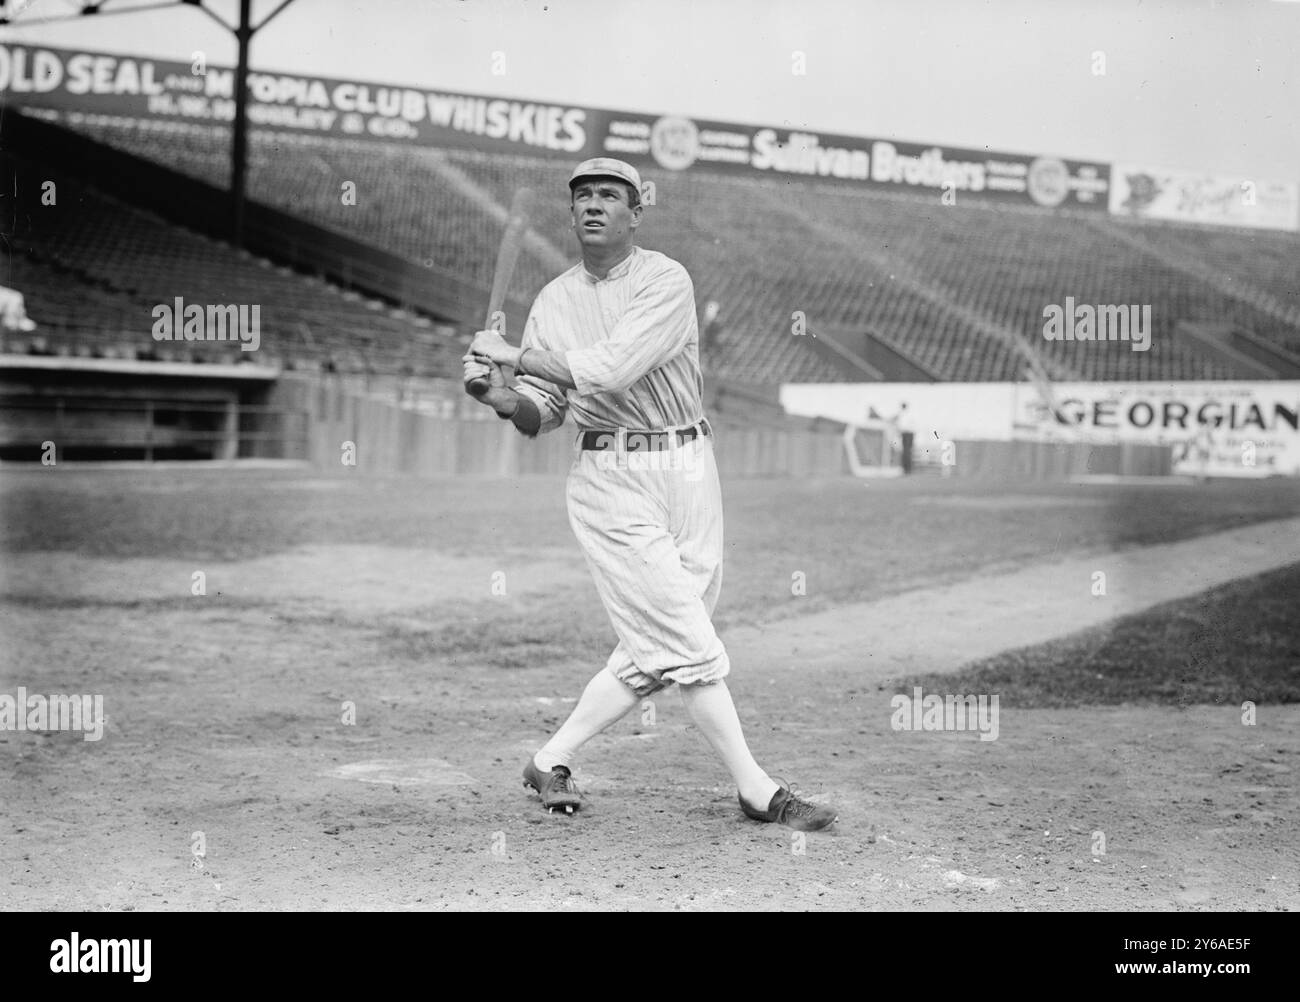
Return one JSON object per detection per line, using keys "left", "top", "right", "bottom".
{"left": 513, "top": 246, "right": 729, "bottom": 697}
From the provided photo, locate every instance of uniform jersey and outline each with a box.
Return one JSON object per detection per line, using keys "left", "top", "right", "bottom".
{"left": 512, "top": 246, "right": 705, "bottom": 434}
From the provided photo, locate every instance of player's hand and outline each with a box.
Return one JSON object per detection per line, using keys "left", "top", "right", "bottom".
{"left": 463, "top": 353, "right": 500, "bottom": 396}
{"left": 463, "top": 353, "right": 513, "bottom": 411}
{"left": 468, "top": 328, "right": 518, "bottom": 368}
{"left": 463, "top": 353, "right": 492, "bottom": 387}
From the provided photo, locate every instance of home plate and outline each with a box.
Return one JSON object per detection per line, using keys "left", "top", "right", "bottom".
{"left": 325, "top": 759, "right": 478, "bottom": 787}
{"left": 942, "top": 869, "right": 1000, "bottom": 892}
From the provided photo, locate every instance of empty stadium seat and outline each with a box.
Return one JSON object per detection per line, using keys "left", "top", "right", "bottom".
{"left": 18, "top": 115, "right": 1300, "bottom": 383}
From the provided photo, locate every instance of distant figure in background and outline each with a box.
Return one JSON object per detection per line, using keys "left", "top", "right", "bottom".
{"left": 0, "top": 285, "right": 37, "bottom": 333}
{"left": 1192, "top": 422, "right": 1215, "bottom": 484}
{"left": 888, "top": 402, "right": 914, "bottom": 474}
{"left": 700, "top": 300, "right": 721, "bottom": 367}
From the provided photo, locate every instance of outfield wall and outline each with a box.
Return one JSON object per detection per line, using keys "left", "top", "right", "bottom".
{"left": 274, "top": 375, "right": 845, "bottom": 477}
{"left": 949, "top": 440, "right": 1172, "bottom": 480}
{"left": 783, "top": 381, "right": 1300, "bottom": 478}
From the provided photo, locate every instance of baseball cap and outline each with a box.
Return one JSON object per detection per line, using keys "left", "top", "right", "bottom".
{"left": 568, "top": 157, "right": 642, "bottom": 194}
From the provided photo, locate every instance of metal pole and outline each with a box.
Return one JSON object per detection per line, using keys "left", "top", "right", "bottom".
{"left": 231, "top": 0, "right": 252, "bottom": 247}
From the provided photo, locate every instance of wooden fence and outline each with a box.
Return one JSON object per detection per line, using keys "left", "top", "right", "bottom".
{"left": 948, "top": 439, "right": 1174, "bottom": 479}
{"left": 271, "top": 375, "right": 847, "bottom": 477}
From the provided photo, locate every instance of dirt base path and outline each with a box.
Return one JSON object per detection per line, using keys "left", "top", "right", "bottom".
{"left": 734, "top": 516, "right": 1300, "bottom": 684}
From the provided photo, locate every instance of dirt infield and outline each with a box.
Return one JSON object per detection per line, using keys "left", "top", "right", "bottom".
{"left": 1, "top": 468, "right": 1297, "bottom": 911}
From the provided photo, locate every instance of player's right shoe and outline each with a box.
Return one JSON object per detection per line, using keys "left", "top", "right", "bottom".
{"left": 739, "top": 781, "right": 837, "bottom": 831}
{"left": 522, "top": 758, "right": 583, "bottom": 815}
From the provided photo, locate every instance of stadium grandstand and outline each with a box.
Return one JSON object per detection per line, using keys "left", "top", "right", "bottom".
{"left": 2, "top": 125, "right": 460, "bottom": 376}
{"left": 2, "top": 90, "right": 1299, "bottom": 474}
{"left": 12, "top": 112, "right": 1298, "bottom": 388}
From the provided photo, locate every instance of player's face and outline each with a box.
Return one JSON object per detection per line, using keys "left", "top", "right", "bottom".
{"left": 571, "top": 179, "right": 641, "bottom": 252}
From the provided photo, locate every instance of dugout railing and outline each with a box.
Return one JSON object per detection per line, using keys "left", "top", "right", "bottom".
{"left": 0, "top": 395, "right": 310, "bottom": 462}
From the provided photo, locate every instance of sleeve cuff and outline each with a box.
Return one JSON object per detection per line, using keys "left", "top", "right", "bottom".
{"left": 513, "top": 381, "right": 564, "bottom": 433}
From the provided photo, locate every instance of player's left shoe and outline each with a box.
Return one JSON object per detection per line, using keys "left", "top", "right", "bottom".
{"left": 739, "top": 781, "right": 837, "bottom": 831}
{"left": 522, "top": 758, "right": 583, "bottom": 815}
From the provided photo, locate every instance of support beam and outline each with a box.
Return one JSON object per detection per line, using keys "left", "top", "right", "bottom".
{"left": 231, "top": 0, "right": 252, "bottom": 247}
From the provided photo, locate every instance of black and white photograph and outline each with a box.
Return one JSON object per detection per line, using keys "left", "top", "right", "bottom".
{"left": 0, "top": 0, "right": 1296, "bottom": 941}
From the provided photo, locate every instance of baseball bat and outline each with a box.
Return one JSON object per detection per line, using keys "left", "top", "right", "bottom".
{"left": 466, "top": 187, "right": 535, "bottom": 395}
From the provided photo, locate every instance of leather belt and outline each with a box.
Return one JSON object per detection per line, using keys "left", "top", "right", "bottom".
{"left": 580, "top": 419, "right": 710, "bottom": 452}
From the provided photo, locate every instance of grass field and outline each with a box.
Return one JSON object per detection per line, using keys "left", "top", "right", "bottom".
{"left": 1, "top": 466, "right": 1297, "bottom": 911}
{"left": 915, "top": 563, "right": 1300, "bottom": 708}
{"left": 6, "top": 466, "right": 1300, "bottom": 637}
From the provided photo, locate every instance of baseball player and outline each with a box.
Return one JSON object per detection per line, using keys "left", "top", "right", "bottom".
{"left": 464, "top": 157, "right": 836, "bottom": 832}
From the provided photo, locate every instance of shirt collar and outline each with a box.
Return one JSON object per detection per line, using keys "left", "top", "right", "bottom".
{"left": 582, "top": 246, "right": 638, "bottom": 283}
